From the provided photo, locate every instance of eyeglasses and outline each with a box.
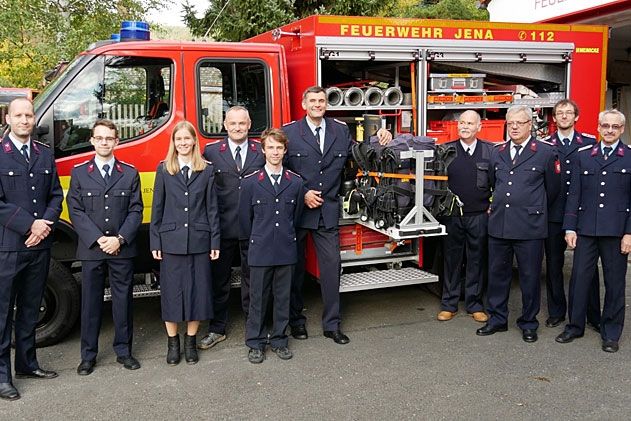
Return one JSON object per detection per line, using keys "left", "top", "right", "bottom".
{"left": 92, "top": 136, "right": 117, "bottom": 142}
{"left": 555, "top": 111, "right": 575, "bottom": 117}
{"left": 506, "top": 120, "right": 531, "bottom": 127}
{"left": 599, "top": 123, "right": 623, "bottom": 131}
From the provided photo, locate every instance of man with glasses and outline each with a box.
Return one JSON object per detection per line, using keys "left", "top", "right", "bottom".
{"left": 476, "top": 105, "right": 560, "bottom": 343}
{"left": 67, "top": 119, "right": 143, "bottom": 375}
{"left": 542, "top": 100, "right": 601, "bottom": 330}
{"left": 556, "top": 109, "right": 630, "bottom": 353}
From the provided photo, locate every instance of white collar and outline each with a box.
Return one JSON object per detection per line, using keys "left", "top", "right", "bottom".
{"left": 460, "top": 139, "right": 477, "bottom": 154}
{"left": 8, "top": 132, "right": 30, "bottom": 152}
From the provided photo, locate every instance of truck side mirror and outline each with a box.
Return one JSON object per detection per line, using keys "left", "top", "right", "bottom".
{"left": 37, "top": 125, "right": 50, "bottom": 136}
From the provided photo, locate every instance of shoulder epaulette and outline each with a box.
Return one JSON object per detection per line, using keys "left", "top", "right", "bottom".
{"left": 494, "top": 141, "right": 509, "bottom": 147}
{"left": 74, "top": 160, "right": 90, "bottom": 167}
{"left": 33, "top": 140, "right": 50, "bottom": 148}
{"left": 118, "top": 160, "right": 135, "bottom": 168}
{"left": 578, "top": 145, "right": 593, "bottom": 152}
{"left": 333, "top": 118, "right": 347, "bottom": 125}
{"left": 243, "top": 171, "right": 259, "bottom": 178}
{"left": 581, "top": 132, "right": 596, "bottom": 138}
{"left": 542, "top": 135, "right": 552, "bottom": 142}
{"left": 286, "top": 169, "right": 302, "bottom": 178}
{"left": 538, "top": 139, "right": 554, "bottom": 146}
{"left": 204, "top": 160, "right": 212, "bottom": 165}
{"left": 282, "top": 120, "right": 297, "bottom": 127}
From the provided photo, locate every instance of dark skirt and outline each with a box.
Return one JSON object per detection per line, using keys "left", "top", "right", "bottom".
{"left": 160, "top": 252, "right": 213, "bottom": 322}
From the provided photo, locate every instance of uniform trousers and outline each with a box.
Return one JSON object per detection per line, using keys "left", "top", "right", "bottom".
{"left": 487, "top": 236, "right": 543, "bottom": 330}
{"left": 80, "top": 259, "right": 134, "bottom": 361}
{"left": 544, "top": 221, "right": 601, "bottom": 323}
{"left": 246, "top": 265, "right": 293, "bottom": 349}
{"left": 208, "top": 238, "right": 250, "bottom": 335}
{"left": 0, "top": 249, "right": 50, "bottom": 382}
{"left": 290, "top": 223, "right": 341, "bottom": 331}
{"left": 566, "top": 235, "right": 627, "bottom": 342}
{"left": 441, "top": 213, "right": 487, "bottom": 313}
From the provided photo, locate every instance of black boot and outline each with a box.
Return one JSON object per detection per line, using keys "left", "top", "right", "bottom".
{"left": 167, "top": 335, "right": 180, "bottom": 365}
{"left": 184, "top": 334, "right": 199, "bottom": 365}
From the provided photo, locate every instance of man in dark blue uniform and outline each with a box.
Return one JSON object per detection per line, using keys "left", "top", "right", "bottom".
{"left": 543, "top": 99, "right": 600, "bottom": 329}
{"left": 476, "top": 105, "right": 561, "bottom": 343}
{"left": 239, "top": 128, "right": 304, "bottom": 363}
{"left": 437, "top": 110, "right": 492, "bottom": 324}
{"left": 284, "top": 86, "right": 391, "bottom": 344}
{"left": 67, "top": 120, "right": 143, "bottom": 375}
{"left": 556, "top": 109, "right": 631, "bottom": 353}
{"left": 201, "top": 106, "right": 265, "bottom": 350}
{"left": 0, "top": 98, "right": 63, "bottom": 401}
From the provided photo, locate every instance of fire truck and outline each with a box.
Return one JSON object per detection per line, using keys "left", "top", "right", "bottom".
{"left": 25, "top": 16, "right": 608, "bottom": 346}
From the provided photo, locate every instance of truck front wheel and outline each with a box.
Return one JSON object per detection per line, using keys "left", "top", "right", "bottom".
{"left": 35, "top": 259, "right": 81, "bottom": 347}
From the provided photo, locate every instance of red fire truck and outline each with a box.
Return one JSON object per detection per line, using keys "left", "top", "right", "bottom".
{"left": 26, "top": 15, "right": 608, "bottom": 345}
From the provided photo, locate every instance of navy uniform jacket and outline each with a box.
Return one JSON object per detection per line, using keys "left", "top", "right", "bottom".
{"left": 67, "top": 158, "right": 143, "bottom": 260}
{"left": 203, "top": 138, "right": 265, "bottom": 240}
{"left": 0, "top": 135, "right": 63, "bottom": 251}
{"left": 488, "top": 137, "right": 561, "bottom": 240}
{"left": 544, "top": 131, "right": 597, "bottom": 223}
{"left": 238, "top": 169, "right": 304, "bottom": 266}
{"left": 283, "top": 117, "right": 351, "bottom": 230}
{"left": 564, "top": 143, "right": 631, "bottom": 237}
{"left": 150, "top": 162, "right": 220, "bottom": 254}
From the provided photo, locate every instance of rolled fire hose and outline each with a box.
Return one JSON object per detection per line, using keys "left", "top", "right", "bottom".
{"left": 383, "top": 86, "right": 403, "bottom": 106}
{"left": 344, "top": 87, "right": 365, "bottom": 107}
{"left": 364, "top": 86, "right": 384, "bottom": 106}
{"left": 326, "top": 87, "right": 343, "bottom": 107}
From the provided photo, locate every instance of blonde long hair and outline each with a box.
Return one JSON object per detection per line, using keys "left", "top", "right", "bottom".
{"left": 164, "top": 121, "right": 206, "bottom": 175}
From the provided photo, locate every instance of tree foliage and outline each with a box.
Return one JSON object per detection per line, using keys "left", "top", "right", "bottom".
{"left": 400, "top": 0, "right": 489, "bottom": 20}
{"left": 0, "top": 0, "right": 165, "bottom": 88}
{"left": 183, "top": 0, "right": 394, "bottom": 42}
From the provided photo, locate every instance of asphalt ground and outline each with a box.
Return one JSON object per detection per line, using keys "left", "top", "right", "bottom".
{"left": 4, "top": 262, "right": 631, "bottom": 420}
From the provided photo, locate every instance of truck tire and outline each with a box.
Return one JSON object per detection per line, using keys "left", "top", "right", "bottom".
{"left": 35, "top": 259, "right": 81, "bottom": 347}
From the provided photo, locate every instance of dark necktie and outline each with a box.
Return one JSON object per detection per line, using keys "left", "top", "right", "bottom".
{"left": 603, "top": 146, "right": 612, "bottom": 160}
{"left": 466, "top": 147, "right": 472, "bottom": 156}
{"left": 102, "top": 164, "right": 111, "bottom": 184}
{"left": 235, "top": 146, "right": 242, "bottom": 172}
{"left": 21, "top": 144, "right": 29, "bottom": 163}
{"left": 271, "top": 173, "right": 280, "bottom": 194}
{"left": 315, "top": 126, "right": 322, "bottom": 152}
{"left": 181, "top": 165, "right": 189, "bottom": 183}
{"left": 512, "top": 144, "right": 522, "bottom": 165}
{"left": 562, "top": 138, "right": 569, "bottom": 147}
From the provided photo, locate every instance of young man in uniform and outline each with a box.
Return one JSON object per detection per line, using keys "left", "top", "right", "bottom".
{"left": 67, "top": 119, "right": 143, "bottom": 375}
{"left": 201, "top": 106, "right": 265, "bottom": 350}
{"left": 283, "top": 86, "right": 391, "bottom": 344}
{"left": 0, "top": 98, "right": 63, "bottom": 401}
{"left": 557, "top": 109, "right": 631, "bottom": 353}
{"left": 543, "top": 99, "right": 600, "bottom": 330}
{"left": 239, "top": 128, "right": 304, "bottom": 363}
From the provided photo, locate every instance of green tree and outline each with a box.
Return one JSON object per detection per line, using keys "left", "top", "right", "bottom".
{"left": 400, "top": 0, "right": 489, "bottom": 20}
{"left": 183, "top": 0, "right": 394, "bottom": 42}
{"left": 0, "top": 0, "right": 165, "bottom": 88}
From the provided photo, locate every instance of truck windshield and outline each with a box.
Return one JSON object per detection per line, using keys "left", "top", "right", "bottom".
{"left": 33, "top": 57, "right": 84, "bottom": 110}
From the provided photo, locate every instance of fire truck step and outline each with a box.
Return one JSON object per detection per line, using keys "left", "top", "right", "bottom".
{"left": 104, "top": 284, "right": 161, "bottom": 302}
{"left": 340, "top": 267, "right": 437, "bottom": 292}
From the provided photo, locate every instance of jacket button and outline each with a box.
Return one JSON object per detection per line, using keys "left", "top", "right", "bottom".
{"left": 105, "top": 218, "right": 109, "bottom": 222}
{"left": 88, "top": 192, "right": 92, "bottom": 196}
{"left": 184, "top": 223, "right": 188, "bottom": 227}
{"left": 105, "top": 231, "right": 110, "bottom": 234}
{"left": 185, "top": 192, "right": 188, "bottom": 196}
{"left": 505, "top": 204, "right": 510, "bottom": 208}
{"left": 599, "top": 204, "right": 604, "bottom": 208}
{"left": 275, "top": 199, "right": 279, "bottom": 202}
{"left": 33, "top": 212, "right": 38, "bottom": 217}
{"left": 623, "top": 169, "right": 627, "bottom": 173}
{"left": 506, "top": 193, "right": 510, "bottom": 196}
{"left": 566, "top": 160, "right": 570, "bottom": 164}
{"left": 8, "top": 171, "right": 13, "bottom": 176}
{"left": 105, "top": 206, "right": 109, "bottom": 209}
{"left": 567, "top": 181, "right": 571, "bottom": 185}
{"left": 105, "top": 195, "right": 109, "bottom": 198}
{"left": 532, "top": 167, "right": 536, "bottom": 171}
{"left": 508, "top": 181, "right": 512, "bottom": 186}
{"left": 45, "top": 170, "right": 49, "bottom": 174}
{"left": 275, "top": 211, "right": 279, "bottom": 214}
{"left": 509, "top": 171, "right": 514, "bottom": 175}
{"left": 602, "top": 171, "right": 607, "bottom": 175}
{"left": 184, "top": 208, "right": 188, "bottom": 212}
{"left": 33, "top": 199, "right": 37, "bottom": 203}
{"left": 275, "top": 223, "right": 279, "bottom": 227}
{"left": 30, "top": 173, "right": 34, "bottom": 177}
{"left": 600, "top": 193, "right": 605, "bottom": 197}
{"left": 256, "top": 200, "right": 260, "bottom": 204}
{"left": 601, "top": 182, "right": 605, "bottom": 186}
{"left": 121, "top": 192, "right": 125, "bottom": 195}
{"left": 566, "top": 170, "right": 570, "bottom": 174}
{"left": 31, "top": 186, "right": 35, "bottom": 190}
{"left": 297, "top": 154, "right": 301, "bottom": 157}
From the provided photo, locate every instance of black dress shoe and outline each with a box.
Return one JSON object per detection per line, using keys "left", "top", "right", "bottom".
{"left": 15, "top": 368, "right": 58, "bottom": 379}
{"left": 475, "top": 324, "right": 508, "bottom": 336}
{"left": 323, "top": 330, "right": 350, "bottom": 344}
{"left": 0, "top": 382, "right": 20, "bottom": 401}
{"left": 522, "top": 329, "right": 538, "bottom": 343}
{"left": 555, "top": 331, "right": 583, "bottom": 344}
{"left": 77, "top": 360, "right": 96, "bottom": 376}
{"left": 291, "top": 325, "right": 308, "bottom": 340}
{"left": 545, "top": 316, "right": 565, "bottom": 328}
{"left": 116, "top": 355, "right": 141, "bottom": 370}
{"left": 602, "top": 341, "right": 619, "bottom": 353}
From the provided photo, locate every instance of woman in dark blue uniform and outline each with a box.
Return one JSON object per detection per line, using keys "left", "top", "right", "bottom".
{"left": 150, "top": 121, "right": 220, "bottom": 365}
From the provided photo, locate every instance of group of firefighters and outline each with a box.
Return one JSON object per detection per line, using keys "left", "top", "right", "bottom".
{"left": 0, "top": 88, "right": 628, "bottom": 401}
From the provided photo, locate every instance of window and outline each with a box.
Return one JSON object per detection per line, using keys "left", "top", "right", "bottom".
{"left": 52, "top": 56, "right": 172, "bottom": 157}
{"left": 198, "top": 60, "right": 269, "bottom": 136}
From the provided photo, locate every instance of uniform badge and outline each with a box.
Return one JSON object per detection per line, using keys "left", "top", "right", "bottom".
{"left": 258, "top": 171, "right": 265, "bottom": 181}
{"left": 530, "top": 141, "right": 537, "bottom": 152}
{"left": 617, "top": 146, "right": 625, "bottom": 157}
{"left": 88, "top": 163, "right": 95, "bottom": 173}
{"left": 590, "top": 146, "right": 598, "bottom": 157}
{"left": 3, "top": 142, "right": 11, "bottom": 153}
{"left": 219, "top": 143, "right": 227, "bottom": 152}
{"left": 554, "top": 159, "right": 561, "bottom": 174}
{"left": 115, "top": 163, "right": 123, "bottom": 172}
{"left": 250, "top": 142, "right": 257, "bottom": 152}
{"left": 284, "top": 170, "right": 291, "bottom": 180}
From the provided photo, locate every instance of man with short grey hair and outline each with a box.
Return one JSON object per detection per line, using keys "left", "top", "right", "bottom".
{"left": 476, "top": 105, "right": 561, "bottom": 343}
